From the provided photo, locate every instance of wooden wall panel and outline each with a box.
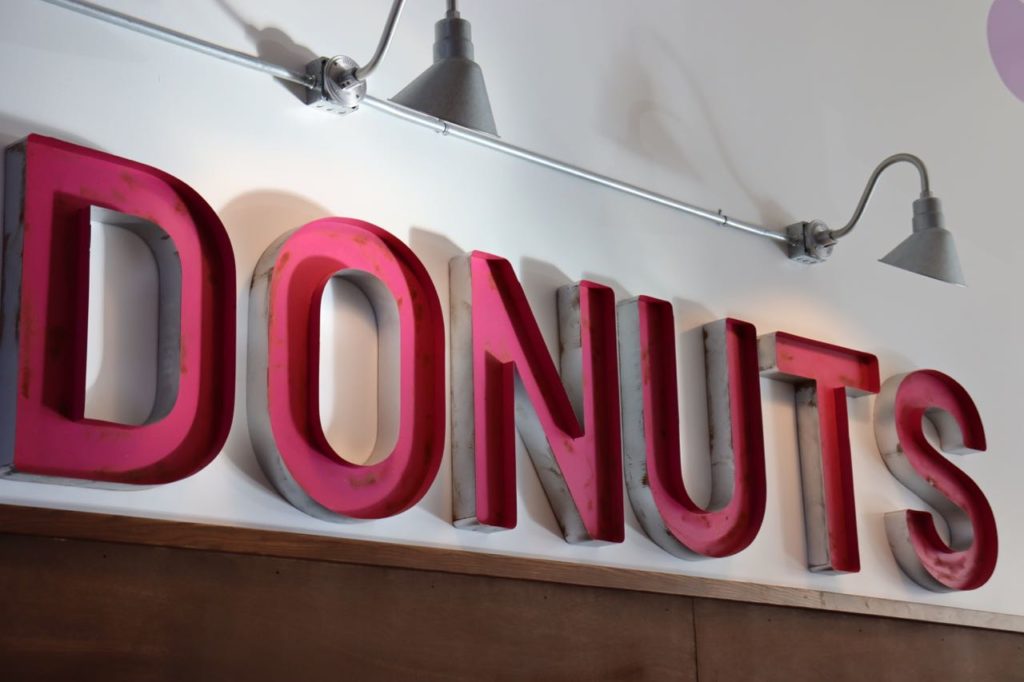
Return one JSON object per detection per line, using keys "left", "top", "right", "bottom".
{"left": 693, "top": 598, "right": 1024, "bottom": 682}
{"left": 0, "top": 534, "right": 698, "bottom": 682}
{"left": 2, "top": 505, "right": 1020, "bottom": 633}
{"left": 3, "top": 505, "right": 1024, "bottom": 681}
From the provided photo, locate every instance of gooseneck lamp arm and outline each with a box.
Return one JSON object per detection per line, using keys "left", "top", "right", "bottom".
{"left": 829, "top": 153, "right": 932, "bottom": 241}
{"left": 36, "top": 0, "right": 965, "bottom": 284}
{"left": 353, "top": 0, "right": 407, "bottom": 81}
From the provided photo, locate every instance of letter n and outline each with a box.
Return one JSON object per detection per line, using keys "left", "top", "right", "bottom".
{"left": 450, "top": 252, "right": 623, "bottom": 543}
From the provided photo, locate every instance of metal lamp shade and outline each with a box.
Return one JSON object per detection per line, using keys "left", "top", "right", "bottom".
{"left": 391, "top": 14, "right": 497, "bottom": 136}
{"left": 878, "top": 196, "right": 966, "bottom": 286}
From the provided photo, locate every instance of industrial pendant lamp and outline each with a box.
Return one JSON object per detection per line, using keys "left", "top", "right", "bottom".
{"left": 391, "top": 1, "right": 497, "bottom": 135}
{"left": 880, "top": 205, "right": 964, "bottom": 286}
{"left": 39, "top": 0, "right": 967, "bottom": 286}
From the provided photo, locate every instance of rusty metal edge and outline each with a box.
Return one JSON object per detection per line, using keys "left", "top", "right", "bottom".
{"left": 0, "top": 502, "right": 1021, "bottom": 634}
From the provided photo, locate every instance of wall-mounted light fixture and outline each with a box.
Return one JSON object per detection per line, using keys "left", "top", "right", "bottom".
{"left": 39, "top": 0, "right": 966, "bottom": 285}
{"left": 788, "top": 154, "right": 964, "bottom": 286}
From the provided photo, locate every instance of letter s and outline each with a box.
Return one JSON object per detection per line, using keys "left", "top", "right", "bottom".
{"left": 874, "top": 370, "right": 997, "bottom": 591}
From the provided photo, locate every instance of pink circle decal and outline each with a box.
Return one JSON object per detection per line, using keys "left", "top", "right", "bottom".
{"left": 989, "top": 0, "right": 1024, "bottom": 102}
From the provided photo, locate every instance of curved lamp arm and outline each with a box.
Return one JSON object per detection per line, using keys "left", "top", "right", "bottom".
{"left": 353, "top": 0, "right": 407, "bottom": 80}
{"left": 829, "top": 153, "right": 931, "bottom": 240}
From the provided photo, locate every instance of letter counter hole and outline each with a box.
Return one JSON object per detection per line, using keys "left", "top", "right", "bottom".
{"left": 84, "top": 208, "right": 168, "bottom": 426}
{"left": 319, "top": 272, "right": 401, "bottom": 465}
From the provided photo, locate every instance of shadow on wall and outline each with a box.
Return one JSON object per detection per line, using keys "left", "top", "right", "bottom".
{"left": 600, "top": 34, "right": 793, "bottom": 232}
{"left": 214, "top": 0, "right": 317, "bottom": 102}
{"left": 217, "top": 191, "right": 331, "bottom": 498}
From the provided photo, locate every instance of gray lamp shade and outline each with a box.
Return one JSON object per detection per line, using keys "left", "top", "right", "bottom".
{"left": 391, "top": 13, "right": 497, "bottom": 136}
{"left": 879, "top": 196, "right": 966, "bottom": 287}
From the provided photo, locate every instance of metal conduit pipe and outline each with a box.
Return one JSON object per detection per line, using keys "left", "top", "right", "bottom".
{"left": 35, "top": 0, "right": 805, "bottom": 248}
{"left": 40, "top": 0, "right": 313, "bottom": 86}
{"left": 359, "top": 96, "right": 788, "bottom": 242}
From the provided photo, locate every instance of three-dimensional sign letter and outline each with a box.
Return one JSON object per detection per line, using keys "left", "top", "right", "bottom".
{"left": 618, "top": 298, "right": 766, "bottom": 558}
{"left": 248, "top": 218, "right": 445, "bottom": 520}
{"left": 759, "top": 333, "right": 880, "bottom": 572}
{"left": 0, "top": 135, "right": 235, "bottom": 485}
{"left": 874, "top": 370, "right": 997, "bottom": 591}
{"left": 450, "top": 252, "right": 623, "bottom": 543}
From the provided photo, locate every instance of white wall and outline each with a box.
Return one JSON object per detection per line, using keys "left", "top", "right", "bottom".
{"left": 1, "top": 0, "right": 1022, "bottom": 616}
